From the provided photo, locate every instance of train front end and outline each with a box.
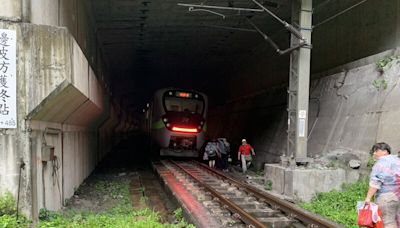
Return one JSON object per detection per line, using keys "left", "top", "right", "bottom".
{"left": 152, "top": 89, "right": 207, "bottom": 157}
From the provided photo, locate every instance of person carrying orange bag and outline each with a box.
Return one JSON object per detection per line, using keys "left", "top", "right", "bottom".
{"left": 364, "top": 142, "right": 400, "bottom": 228}
{"left": 357, "top": 202, "right": 383, "bottom": 227}
{"left": 358, "top": 202, "right": 373, "bottom": 227}
{"left": 373, "top": 208, "right": 383, "bottom": 228}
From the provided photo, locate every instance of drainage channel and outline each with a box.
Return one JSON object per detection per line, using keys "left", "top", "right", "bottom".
{"left": 153, "top": 160, "right": 344, "bottom": 228}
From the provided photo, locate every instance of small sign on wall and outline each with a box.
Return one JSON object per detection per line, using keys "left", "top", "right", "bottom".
{"left": 298, "top": 110, "right": 307, "bottom": 137}
{"left": 0, "top": 29, "right": 16, "bottom": 129}
{"left": 298, "top": 118, "right": 305, "bottom": 137}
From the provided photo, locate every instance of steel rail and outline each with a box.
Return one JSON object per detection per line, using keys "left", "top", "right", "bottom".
{"left": 169, "top": 160, "right": 267, "bottom": 228}
{"left": 196, "top": 161, "right": 344, "bottom": 228}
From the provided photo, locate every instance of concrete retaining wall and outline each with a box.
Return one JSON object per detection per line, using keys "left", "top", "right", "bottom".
{"left": 0, "top": 21, "right": 134, "bottom": 219}
{"left": 218, "top": 1, "right": 400, "bottom": 99}
{"left": 265, "top": 164, "right": 360, "bottom": 201}
{"left": 0, "top": 0, "right": 124, "bottom": 219}
{"left": 0, "top": 0, "right": 22, "bottom": 21}
{"left": 25, "top": 0, "right": 98, "bottom": 76}
{"left": 209, "top": 48, "right": 400, "bottom": 169}
{"left": 308, "top": 49, "right": 400, "bottom": 159}
{"left": 209, "top": 48, "right": 400, "bottom": 201}
{"left": 312, "top": 0, "right": 400, "bottom": 73}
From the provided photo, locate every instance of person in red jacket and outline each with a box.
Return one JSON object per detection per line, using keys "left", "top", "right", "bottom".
{"left": 237, "top": 139, "right": 255, "bottom": 173}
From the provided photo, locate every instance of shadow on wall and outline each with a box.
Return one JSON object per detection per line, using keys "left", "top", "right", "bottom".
{"left": 96, "top": 131, "right": 154, "bottom": 170}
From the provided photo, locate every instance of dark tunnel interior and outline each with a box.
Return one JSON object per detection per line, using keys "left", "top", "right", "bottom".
{"left": 93, "top": 0, "right": 294, "bottom": 111}
{"left": 88, "top": 0, "right": 394, "bottom": 166}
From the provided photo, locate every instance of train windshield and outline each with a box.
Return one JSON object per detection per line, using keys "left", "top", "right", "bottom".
{"left": 164, "top": 97, "right": 204, "bottom": 114}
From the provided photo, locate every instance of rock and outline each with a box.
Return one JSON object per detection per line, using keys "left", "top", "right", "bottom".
{"left": 349, "top": 159, "right": 361, "bottom": 169}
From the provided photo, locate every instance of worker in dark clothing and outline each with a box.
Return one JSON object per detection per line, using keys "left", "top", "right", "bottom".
{"left": 217, "top": 138, "right": 230, "bottom": 172}
{"left": 205, "top": 138, "right": 219, "bottom": 168}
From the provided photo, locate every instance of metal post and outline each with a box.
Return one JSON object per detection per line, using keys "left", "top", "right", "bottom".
{"left": 287, "top": 0, "right": 312, "bottom": 164}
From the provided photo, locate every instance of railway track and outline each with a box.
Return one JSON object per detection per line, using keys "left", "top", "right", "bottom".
{"left": 156, "top": 160, "right": 343, "bottom": 228}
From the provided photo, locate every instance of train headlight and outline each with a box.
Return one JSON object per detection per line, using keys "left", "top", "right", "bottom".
{"left": 163, "top": 118, "right": 168, "bottom": 123}
{"left": 166, "top": 123, "right": 170, "bottom": 127}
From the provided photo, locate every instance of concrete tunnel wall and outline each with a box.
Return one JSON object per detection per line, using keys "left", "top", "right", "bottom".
{"left": 208, "top": 48, "right": 400, "bottom": 171}
{"left": 312, "top": 0, "right": 400, "bottom": 73}
{"left": 207, "top": 1, "right": 400, "bottom": 170}
{"left": 0, "top": 0, "right": 135, "bottom": 219}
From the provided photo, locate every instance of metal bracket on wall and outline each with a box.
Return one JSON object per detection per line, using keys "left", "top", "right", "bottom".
{"left": 245, "top": 17, "right": 307, "bottom": 55}
{"left": 178, "top": 0, "right": 310, "bottom": 55}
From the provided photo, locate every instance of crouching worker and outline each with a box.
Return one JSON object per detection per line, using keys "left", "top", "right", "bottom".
{"left": 237, "top": 139, "right": 255, "bottom": 173}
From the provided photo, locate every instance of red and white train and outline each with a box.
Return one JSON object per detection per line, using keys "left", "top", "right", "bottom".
{"left": 145, "top": 88, "right": 208, "bottom": 157}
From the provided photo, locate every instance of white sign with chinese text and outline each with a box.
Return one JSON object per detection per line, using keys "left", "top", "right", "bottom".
{"left": 0, "top": 29, "right": 17, "bottom": 128}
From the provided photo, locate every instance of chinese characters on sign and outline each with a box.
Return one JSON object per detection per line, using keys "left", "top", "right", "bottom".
{"left": 0, "top": 29, "right": 16, "bottom": 128}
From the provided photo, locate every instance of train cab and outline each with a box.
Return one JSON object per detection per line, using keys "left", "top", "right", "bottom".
{"left": 147, "top": 88, "right": 208, "bottom": 157}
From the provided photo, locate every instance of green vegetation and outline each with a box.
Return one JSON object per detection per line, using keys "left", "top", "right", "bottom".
{"left": 0, "top": 192, "right": 30, "bottom": 228}
{"left": 94, "top": 180, "right": 127, "bottom": 199}
{"left": 373, "top": 55, "right": 400, "bottom": 90}
{"left": 376, "top": 55, "right": 400, "bottom": 72}
{"left": 172, "top": 208, "right": 195, "bottom": 228}
{"left": 38, "top": 178, "right": 194, "bottom": 228}
{"left": 173, "top": 208, "right": 184, "bottom": 221}
{"left": 0, "top": 192, "right": 16, "bottom": 216}
{"left": 300, "top": 179, "right": 369, "bottom": 228}
{"left": 372, "top": 78, "right": 388, "bottom": 91}
{"left": 39, "top": 208, "right": 170, "bottom": 228}
{"left": 39, "top": 204, "right": 195, "bottom": 228}
{"left": 367, "top": 156, "right": 376, "bottom": 168}
{"left": 255, "top": 169, "right": 264, "bottom": 176}
{"left": 264, "top": 180, "right": 273, "bottom": 191}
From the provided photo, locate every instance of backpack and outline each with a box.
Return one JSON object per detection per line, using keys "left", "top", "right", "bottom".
{"left": 205, "top": 143, "right": 216, "bottom": 156}
{"left": 218, "top": 140, "right": 230, "bottom": 154}
{"left": 223, "top": 142, "right": 230, "bottom": 154}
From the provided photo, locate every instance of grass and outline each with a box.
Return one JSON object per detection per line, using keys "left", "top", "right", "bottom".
{"left": 0, "top": 192, "right": 30, "bottom": 228}
{"left": 300, "top": 178, "right": 369, "bottom": 228}
{"left": 39, "top": 208, "right": 172, "bottom": 228}
{"left": 39, "top": 202, "right": 194, "bottom": 228}
{"left": 38, "top": 177, "right": 194, "bottom": 228}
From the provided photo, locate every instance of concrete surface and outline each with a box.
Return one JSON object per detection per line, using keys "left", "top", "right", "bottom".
{"left": 210, "top": 49, "right": 400, "bottom": 200}
{"left": 210, "top": 48, "right": 400, "bottom": 167}
{"left": 0, "top": 0, "right": 22, "bottom": 21}
{"left": 265, "top": 163, "right": 359, "bottom": 202}
{"left": 0, "top": 21, "right": 135, "bottom": 220}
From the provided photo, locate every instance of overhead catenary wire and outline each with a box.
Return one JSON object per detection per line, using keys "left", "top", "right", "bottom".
{"left": 245, "top": 17, "right": 280, "bottom": 52}
{"left": 178, "top": 0, "right": 308, "bottom": 55}
{"left": 178, "top": 0, "right": 306, "bottom": 41}
{"left": 201, "top": 24, "right": 257, "bottom": 33}
{"left": 189, "top": 7, "right": 226, "bottom": 19}
{"left": 313, "top": 0, "right": 368, "bottom": 28}
{"left": 177, "top": 3, "right": 264, "bottom": 13}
